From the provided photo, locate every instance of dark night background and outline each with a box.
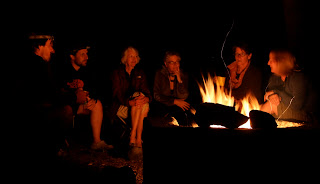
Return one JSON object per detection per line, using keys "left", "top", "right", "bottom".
{"left": 16, "top": 0, "right": 319, "bottom": 105}
{"left": 9, "top": 1, "right": 319, "bottom": 181}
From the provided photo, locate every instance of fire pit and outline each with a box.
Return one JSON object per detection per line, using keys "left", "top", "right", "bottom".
{"left": 143, "top": 118, "right": 320, "bottom": 183}
{"left": 143, "top": 74, "right": 319, "bottom": 183}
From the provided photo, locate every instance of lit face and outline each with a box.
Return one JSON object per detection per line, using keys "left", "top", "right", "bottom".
{"left": 39, "top": 39, "right": 55, "bottom": 62}
{"left": 268, "top": 52, "right": 280, "bottom": 75}
{"left": 165, "top": 55, "right": 180, "bottom": 74}
{"left": 72, "top": 49, "right": 89, "bottom": 67}
{"left": 234, "top": 47, "right": 252, "bottom": 69}
{"left": 125, "top": 49, "right": 139, "bottom": 69}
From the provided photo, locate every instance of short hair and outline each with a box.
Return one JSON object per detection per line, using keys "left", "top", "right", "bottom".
{"left": 121, "top": 46, "right": 140, "bottom": 64}
{"left": 28, "top": 33, "right": 54, "bottom": 53}
{"left": 163, "top": 51, "right": 181, "bottom": 63}
{"left": 232, "top": 41, "right": 252, "bottom": 55}
{"left": 270, "top": 48, "right": 297, "bottom": 76}
{"left": 70, "top": 46, "right": 90, "bottom": 56}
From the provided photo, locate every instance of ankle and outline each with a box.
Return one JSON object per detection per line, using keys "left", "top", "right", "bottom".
{"left": 93, "top": 139, "right": 101, "bottom": 144}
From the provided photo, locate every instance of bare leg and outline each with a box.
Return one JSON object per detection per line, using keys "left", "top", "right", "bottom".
{"left": 77, "top": 100, "right": 103, "bottom": 144}
{"left": 130, "top": 106, "right": 140, "bottom": 145}
{"left": 90, "top": 100, "right": 103, "bottom": 144}
{"left": 136, "top": 106, "right": 149, "bottom": 147}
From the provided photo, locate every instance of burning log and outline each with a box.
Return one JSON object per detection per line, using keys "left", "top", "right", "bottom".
{"left": 195, "top": 103, "right": 248, "bottom": 129}
{"left": 249, "top": 110, "right": 277, "bottom": 129}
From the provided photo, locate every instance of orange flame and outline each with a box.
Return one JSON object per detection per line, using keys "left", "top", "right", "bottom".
{"left": 198, "top": 73, "right": 260, "bottom": 129}
{"left": 198, "top": 75, "right": 234, "bottom": 107}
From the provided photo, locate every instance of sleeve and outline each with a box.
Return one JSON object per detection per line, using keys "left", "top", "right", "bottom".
{"left": 153, "top": 71, "right": 175, "bottom": 106}
{"left": 250, "top": 69, "right": 263, "bottom": 103}
{"left": 176, "top": 71, "right": 189, "bottom": 100}
{"left": 111, "top": 69, "right": 130, "bottom": 106}
{"left": 54, "top": 65, "right": 77, "bottom": 106}
{"left": 138, "top": 70, "right": 152, "bottom": 102}
{"left": 274, "top": 74, "right": 307, "bottom": 111}
{"left": 266, "top": 75, "right": 281, "bottom": 92}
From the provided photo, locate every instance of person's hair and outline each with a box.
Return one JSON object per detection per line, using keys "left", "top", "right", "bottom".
{"left": 163, "top": 51, "right": 181, "bottom": 63}
{"left": 70, "top": 46, "right": 90, "bottom": 56}
{"left": 121, "top": 46, "right": 140, "bottom": 64}
{"left": 28, "top": 34, "right": 54, "bottom": 53}
{"left": 270, "top": 48, "right": 297, "bottom": 76}
{"left": 232, "top": 41, "right": 252, "bottom": 55}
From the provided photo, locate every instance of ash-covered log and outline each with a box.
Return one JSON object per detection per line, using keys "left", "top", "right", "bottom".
{"left": 195, "top": 103, "right": 248, "bottom": 129}
{"left": 249, "top": 110, "right": 277, "bottom": 129}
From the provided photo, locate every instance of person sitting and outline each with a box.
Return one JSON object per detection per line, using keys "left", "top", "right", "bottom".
{"left": 110, "top": 46, "right": 151, "bottom": 148}
{"left": 152, "top": 51, "right": 191, "bottom": 126}
{"left": 260, "top": 48, "right": 317, "bottom": 123}
{"left": 57, "top": 41, "right": 113, "bottom": 150}
{"left": 226, "top": 41, "right": 263, "bottom": 103}
{"left": 17, "top": 33, "right": 74, "bottom": 169}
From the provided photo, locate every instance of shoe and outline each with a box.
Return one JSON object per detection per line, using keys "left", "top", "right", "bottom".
{"left": 91, "top": 140, "right": 114, "bottom": 150}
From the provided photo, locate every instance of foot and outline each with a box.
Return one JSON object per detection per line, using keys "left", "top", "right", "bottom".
{"left": 130, "top": 135, "right": 136, "bottom": 146}
{"left": 91, "top": 140, "right": 114, "bottom": 151}
{"left": 136, "top": 139, "right": 143, "bottom": 148}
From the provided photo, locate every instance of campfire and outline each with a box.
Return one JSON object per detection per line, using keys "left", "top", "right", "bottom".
{"left": 196, "top": 73, "right": 302, "bottom": 129}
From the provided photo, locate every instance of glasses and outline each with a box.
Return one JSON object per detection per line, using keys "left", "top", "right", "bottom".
{"left": 166, "top": 61, "right": 180, "bottom": 65}
{"left": 234, "top": 53, "right": 247, "bottom": 58}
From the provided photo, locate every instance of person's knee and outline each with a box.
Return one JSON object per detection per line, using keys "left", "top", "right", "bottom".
{"left": 94, "top": 100, "right": 103, "bottom": 111}
{"left": 91, "top": 100, "right": 103, "bottom": 115}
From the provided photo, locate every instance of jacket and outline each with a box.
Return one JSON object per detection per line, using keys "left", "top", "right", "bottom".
{"left": 110, "top": 64, "right": 151, "bottom": 119}
{"left": 153, "top": 65, "right": 189, "bottom": 106}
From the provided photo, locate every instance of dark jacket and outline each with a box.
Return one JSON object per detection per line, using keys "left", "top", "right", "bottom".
{"left": 22, "top": 54, "right": 60, "bottom": 108}
{"left": 153, "top": 65, "right": 189, "bottom": 106}
{"left": 110, "top": 64, "right": 151, "bottom": 119}
{"left": 57, "top": 62, "right": 98, "bottom": 110}
{"left": 267, "top": 71, "right": 316, "bottom": 112}
{"left": 227, "top": 64, "right": 263, "bottom": 103}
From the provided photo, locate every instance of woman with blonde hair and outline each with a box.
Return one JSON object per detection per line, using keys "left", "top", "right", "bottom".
{"left": 111, "top": 46, "right": 151, "bottom": 148}
{"left": 261, "top": 48, "right": 316, "bottom": 122}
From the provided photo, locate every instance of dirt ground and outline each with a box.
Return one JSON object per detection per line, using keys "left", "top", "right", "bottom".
{"left": 56, "top": 139, "right": 143, "bottom": 184}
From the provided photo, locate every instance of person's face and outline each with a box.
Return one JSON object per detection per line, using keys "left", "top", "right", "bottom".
{"left": 125, "top": 49, "right": 139, "bottom": 69}
{"left": 73, "top": 49, "right": 89, "bottom": 67}
{"left": 40, "top": 39, "right": 55, "bottom": 62}
{"left": 268, "top": 52, "right": 280, "bottom": 75}
{"left": 165, "top": 55, "right": 180, "bottom": 74}
{"left": 234, "top": 47, "right": 251, "bottom": 68}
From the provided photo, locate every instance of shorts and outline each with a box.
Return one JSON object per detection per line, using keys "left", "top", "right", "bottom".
{"left": 116, "top": 92, "right": 149, "bottom": 119}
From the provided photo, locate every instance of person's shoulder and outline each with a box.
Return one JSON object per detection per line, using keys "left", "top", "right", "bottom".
{"left": 112, "top": 64, "right": 125, "bottom": 72}
{"left": 249, "top": 64, "right": 261, "bottom": 73}
{"left": 291, "top": 70, "right": 305, "bottom": 77}
{"left": 290, "top": 71, "right": 307, "bottom": 82}
{"left": 269, "top": 74, "right": 280, "bottom": 82}
{"left": 155, "top": 67, "right": 163, "bottom": 74}
{"left": 245, "top": 64, "right": 261, "bottom": 78}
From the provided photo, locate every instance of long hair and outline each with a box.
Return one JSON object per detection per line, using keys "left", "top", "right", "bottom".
{"left": 270, "top": 48, "right": 298, "bottom": 76}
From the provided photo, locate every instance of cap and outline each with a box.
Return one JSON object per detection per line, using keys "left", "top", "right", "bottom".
{"left": 28, "top": 34, "right": 54, "bottom": 41}
{"left": 68, "top": 40, "right": 91, "bottom": 55}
